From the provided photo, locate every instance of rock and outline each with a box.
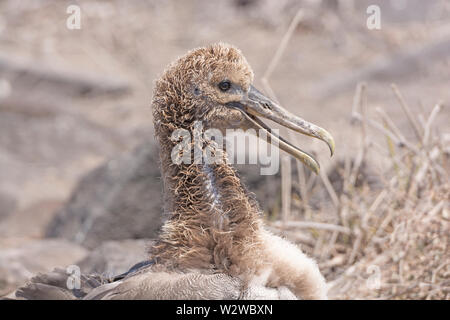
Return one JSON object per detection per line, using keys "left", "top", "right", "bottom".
{"left": 0, "top": 200, "right": 62, "bottom": 238}
{"left": 0, "top": 193, "right": 16, "bottom": 222}
{"left": 46, "top": 142, "right": 165, "bottom": 249}
{"left": 0, "top": 92, "right": 127, "bottom": 206}
{"left": 77, "top": 239, "right": 152, "bottom": 278}
{"left": 0, "top": 238, "right": 88, "bottom": 296}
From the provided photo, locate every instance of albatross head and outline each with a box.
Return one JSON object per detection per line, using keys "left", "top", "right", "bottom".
{"left": 153, "top": 43, "right": 334, "bottom": 173}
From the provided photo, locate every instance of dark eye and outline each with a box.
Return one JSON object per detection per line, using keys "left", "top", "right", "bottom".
{"left": 218, "top": 80, "right": 231, "bottom": 92}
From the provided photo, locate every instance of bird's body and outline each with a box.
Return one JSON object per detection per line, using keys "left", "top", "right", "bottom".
{"left": 15, "top": 43, "right": 334, "bottom": 300}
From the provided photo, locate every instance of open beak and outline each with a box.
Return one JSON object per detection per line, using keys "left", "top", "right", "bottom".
{"left": 227, "top": 85, "right": 335, "bottom": 174}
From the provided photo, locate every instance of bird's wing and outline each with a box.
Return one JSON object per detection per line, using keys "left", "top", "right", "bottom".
{"left": 15, "top": 267, "right": 105, "bottom": 300}
{"left": 13, "top": 265, "right": 243, "bottom": 300}
{"left": 110, "top": 259, "right": 155, "bottom": 281}
{"left": 88, "top": 272, "right": 243, "bottom": 300}
{"left": 13, "top": 260, "right": 154, "bottom": 300}
{"left": 91, "top": 271, "right": 297, "bottom": 300}
{"left": 14, "top": 263, "right": 297, "bottom": 300}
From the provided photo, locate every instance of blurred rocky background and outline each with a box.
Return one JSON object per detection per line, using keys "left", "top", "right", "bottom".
{"left": 0, "top": 0, "right": 449, "bottom": 298}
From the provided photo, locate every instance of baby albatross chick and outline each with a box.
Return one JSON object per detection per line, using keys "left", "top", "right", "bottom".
{"left": 15, "top": 43, "right": 334, "bottom": 300}
{"left": 150, "top": 43, "right": 334, "bottom": 299}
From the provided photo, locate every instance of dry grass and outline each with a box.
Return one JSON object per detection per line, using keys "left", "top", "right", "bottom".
{"left": 258, "top": 8, "right": 449, "bottom": 300}
{"left": 269, "top": 84, "right": 449, "bottom": 299}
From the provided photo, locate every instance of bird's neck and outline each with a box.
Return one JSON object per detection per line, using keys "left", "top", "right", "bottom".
{"left": 151, "top": 121, "right": 263, "bottom": 272}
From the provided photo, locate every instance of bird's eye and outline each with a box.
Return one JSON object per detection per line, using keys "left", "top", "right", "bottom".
{"left": 218, "top": 80, "right": 231, "bottom": 92}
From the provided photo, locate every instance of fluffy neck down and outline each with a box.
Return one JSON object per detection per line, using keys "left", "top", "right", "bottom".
{"left": 150, "top": 120, "right": 265, "bottom": 275}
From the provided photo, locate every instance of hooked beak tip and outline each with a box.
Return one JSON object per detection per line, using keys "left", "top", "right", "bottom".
{"left": 317, "top": 128, "right": 335, "bottom": 158}
{"left": 328, "top": 137, "right": 335, "bottom": 157}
